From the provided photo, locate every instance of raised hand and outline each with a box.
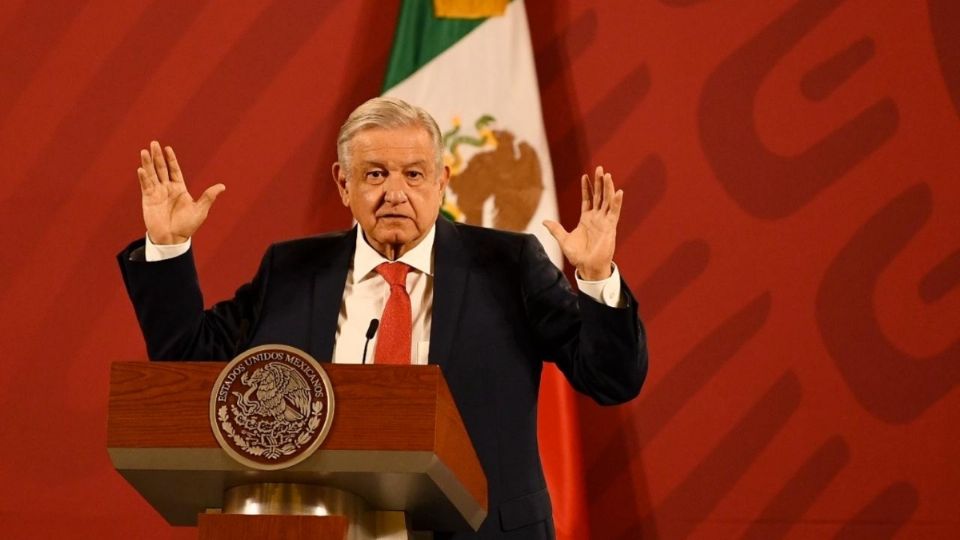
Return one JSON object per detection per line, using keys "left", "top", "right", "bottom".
{"left": 138, "top": 141, "right": 225, "bottom": 245}
{"left": 543, "top": 166, "right": 623, "bottom": 280}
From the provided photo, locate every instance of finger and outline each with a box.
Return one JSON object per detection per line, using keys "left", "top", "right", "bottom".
{"left": 580, "top": 174, "right": 591, "bottom": 213}
{"left": 140, "top": 148, "right": 160, "bottom": 185}
{"left": 137, "top": 167, "right": 154, "bottom": 192}
{"left": 197, "top": 183, "right": 226, "bottom": 213}
{"left": 542, "top": 220, "right": 569, "bottom": 243}
{"left": 610, "top": 189, "right": 624, "bottom": 217}
{"left": 601, "top": 172, "right": 614, "bottom": 212}
{"left": 164, "top": 146, "right": 185, "bottom": 183}
{"left": 151, "top": 141, "right": 170, "bottom": 184}
{"left": 593, "top": 166, "right": 603, "bottom": 210}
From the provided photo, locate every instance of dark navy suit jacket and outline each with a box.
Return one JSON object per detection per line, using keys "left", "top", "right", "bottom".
{"left": 118, "top": 217, "right": 648, "bottom": 540}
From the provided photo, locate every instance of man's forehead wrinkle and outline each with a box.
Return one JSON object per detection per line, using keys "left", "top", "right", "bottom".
{"left": 351, "top": 127, "right": 432, "bottom": 150}
{"left": 355, "top": 157, "right": 429, "bottom": 169}
{"left": 354, "top": 140, "right": 427, "bottom": 154}
{"left": 353, "top": 144, "right": 430, "bottom": 159}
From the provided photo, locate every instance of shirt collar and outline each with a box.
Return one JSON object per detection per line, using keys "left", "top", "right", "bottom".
{"left": 353, "top": 223, "right": 436, "bottom": 281}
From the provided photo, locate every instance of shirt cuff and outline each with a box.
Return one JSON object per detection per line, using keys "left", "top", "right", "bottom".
{"left": 576, "top": 263, "right": 625, "bottom": 308}
{"left": 144, "top": 232, "right": 191, "bottom": 262}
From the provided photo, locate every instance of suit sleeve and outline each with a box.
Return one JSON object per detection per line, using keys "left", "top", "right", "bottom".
{"left": 116, "top": 238, "right": 271, "bottom": 361}
{"left": 520, "top": 234, "right": 648, "bottom": 405}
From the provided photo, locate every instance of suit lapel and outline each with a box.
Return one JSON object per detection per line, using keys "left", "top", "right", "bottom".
{"left": 429, "top": 218, "right": 470, "bottom": 369}
{"left": 309, "top": 228, "right": 356, "bottom": 363}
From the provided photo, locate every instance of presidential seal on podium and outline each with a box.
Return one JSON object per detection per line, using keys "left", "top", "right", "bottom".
{"left": 209, "top": 344, "right": 335, "bottom": 470}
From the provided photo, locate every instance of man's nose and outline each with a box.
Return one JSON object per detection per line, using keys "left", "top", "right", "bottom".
{"left": 383, "top": 175, "right": 408, "bottom": 204}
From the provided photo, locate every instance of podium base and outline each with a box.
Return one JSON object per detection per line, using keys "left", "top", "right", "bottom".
{"left": 199, "top": 513, "right": 350, "bottom": 540}
{"left": 224, "top": 483, "right": 366, "bottom": 518}
{"left": 204, "top": 483, "right": 413, "bottom": 539}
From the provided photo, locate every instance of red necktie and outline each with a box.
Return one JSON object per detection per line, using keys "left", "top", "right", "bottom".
{"left": 374, "top": 262, "right": 412, "bottom": 364}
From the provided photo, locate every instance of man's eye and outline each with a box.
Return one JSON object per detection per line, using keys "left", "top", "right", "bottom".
{"left": 366, "top": 170, "right": 386, "bottom": 182}
{"left": 406, "top": 171, "right": 424, "bottom": 181}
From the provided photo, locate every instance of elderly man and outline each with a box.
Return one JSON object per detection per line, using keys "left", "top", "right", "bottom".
{"left": 118, "top": 97, "right": 647, "bottom": 539}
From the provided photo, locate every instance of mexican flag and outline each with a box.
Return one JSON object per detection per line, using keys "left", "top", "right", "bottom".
{"left": 383, "top": 0, "right": 588, "bottom": 537}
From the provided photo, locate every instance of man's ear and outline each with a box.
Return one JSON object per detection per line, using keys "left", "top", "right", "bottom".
{"left": 331, "top": 162, "right": 350, "bottom": 206}
{"left": 439, "top": 164, "right": 451, "bottom": 192}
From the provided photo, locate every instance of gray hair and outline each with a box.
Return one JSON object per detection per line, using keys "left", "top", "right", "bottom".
{"left": 336, "top": 96, "right": 444, "bottom": 171}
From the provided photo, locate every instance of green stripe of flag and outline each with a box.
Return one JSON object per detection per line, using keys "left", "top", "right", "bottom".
{"left": 382, "top": 0, "right": 486, "bottom": 91}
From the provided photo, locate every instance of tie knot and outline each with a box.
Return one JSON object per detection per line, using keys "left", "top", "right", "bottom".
{"left": 376, "top": 262, "right": 410, "bottom": 287}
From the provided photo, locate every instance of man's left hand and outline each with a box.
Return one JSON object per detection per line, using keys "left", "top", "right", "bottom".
{"left": 544, "top": 165, "right": 623, "bottom": 280}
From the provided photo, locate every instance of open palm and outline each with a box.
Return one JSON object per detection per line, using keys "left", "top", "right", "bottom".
{"left": 138, "top": 141, "right": 225, "bottom": 245}
{"left": 543, "top": 166, "right": 623, "bottom": 280}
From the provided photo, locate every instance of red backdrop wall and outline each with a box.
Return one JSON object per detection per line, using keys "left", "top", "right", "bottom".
{"left": 1, "top": 1, "right": 957, "bottom": 538}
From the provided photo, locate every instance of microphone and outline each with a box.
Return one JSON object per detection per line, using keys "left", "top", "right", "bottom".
{"left": 361, "top": 319, "right": 379, "bottom": 365}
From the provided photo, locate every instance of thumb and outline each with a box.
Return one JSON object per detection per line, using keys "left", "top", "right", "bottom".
{"left": 542, "top": 220, "right": 568, "bottom": 243}
{"left": 198, "top": 183, "right": 226, "bottom": 211}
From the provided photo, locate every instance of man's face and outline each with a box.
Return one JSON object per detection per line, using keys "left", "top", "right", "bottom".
{"left": 333, "top": 125, "right": 449, "bottom": 259}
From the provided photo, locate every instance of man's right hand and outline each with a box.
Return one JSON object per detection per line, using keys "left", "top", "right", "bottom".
{"left": 138, "top": 140, "right": 225, "bottom": 245}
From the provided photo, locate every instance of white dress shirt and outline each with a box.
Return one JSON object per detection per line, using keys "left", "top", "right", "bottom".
{"left": 144, "top": 225, "right": 624, "bottom": 364}
{"left": 334, "top": 225, "right": 436, "bottom": 364}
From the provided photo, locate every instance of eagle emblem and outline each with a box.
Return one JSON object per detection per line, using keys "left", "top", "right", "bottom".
{"left": 440, "top": 114, "right": 543, "bottom": 232}
{"left": 235, "top": 362, "right": 312, "bottom": 422}
{"left": 209, "top": 345, "right": 334, "bottom": 470}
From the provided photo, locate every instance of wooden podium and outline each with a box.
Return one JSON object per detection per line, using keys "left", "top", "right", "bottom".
{"left": 107, "top": 362, "right": 487, "bottom": 539}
